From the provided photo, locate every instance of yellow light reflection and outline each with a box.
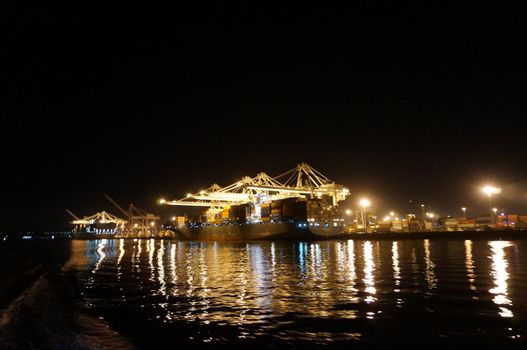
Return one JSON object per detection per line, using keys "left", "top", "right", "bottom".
{"left": 199, "top": 244, "right": 210, "bottom": 321}
{"left": 347, "top": 240, "right": 357, "bottom": 289}
{"left": 363, "top": 241, "right": 376, "bottom": 303}
{"left": 392, "top": 242, "right": 401, "bottom": 290}
{"left": 117, "top": 238, "right": 125, "bottom": 266}
{"left": 185, "top": 245, "right": 196, "bottom": 322}
{"left": 170, "top": 243, "right": 178, "bottom": 296}
{"left": 137, "top": 239, "right": 142, "bottom": 259}
{"left": 157, "top": 240, "right": 166, "bottom": 296}
{"left": 489, "top": 241, "right": 514, "bottom": 318}
{"left": 92, "top": 239, "right": 107, "bottom": 273}
{"left": 237, "top": 246, "right": 248, "bottom": 327}
{"left": 464, "top": 240, "right": 477, "bottom": 292}
{"left": 149, "top": 238, "right": 155, "bottom": 282}
{"left": 424, "top": 239, "right": 437, "bottom": 290}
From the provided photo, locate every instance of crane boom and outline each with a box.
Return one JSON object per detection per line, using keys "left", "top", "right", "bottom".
{"left": 104, "top": 193, "right": 130, "bottom": 218}
{"left": 65, "top": 209, "right": 81, "bottom": 220}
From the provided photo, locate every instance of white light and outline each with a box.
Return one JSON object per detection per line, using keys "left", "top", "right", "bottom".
{"left": 482, "top": 186, "right": 501, "bottom": 196}
{"left": 159, "top": 198, "right": 166, "bottom": 204}
{"left": 345, "top": 209, "right": 352, "bottom": 215}
{"left": 359, "top": 198, "right": 371, "bottom": 208}
{"left": 171, "top": 216, "right": 176, "bottom": 221}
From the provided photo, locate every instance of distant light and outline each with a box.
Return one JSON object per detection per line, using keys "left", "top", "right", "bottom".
{"left": 134, "top": 223, "right": 138, "bottom": 227}
{"left": 150, "top": 222, "right": 155, "bottom": 227}
{"left": 482, "top": 186, "right": 501, "bottom": 196}
{"left": 187, "top": 193, "right": 192, "bottom": 198}
{"left": 383, "top": 216, "right": 391, "bottom": 221}
{"left": 159, "top": 198, "right": 166, "bottom": 204}
{"left": 492, "top": 208, "right": 498, "bottom": 213}
{"left": 171, "top": 216, "right": 176, "bottom": 221}
{"left": 359, "top": 198, "right": 371, "bottom": 208}
{"left": 389, "top": 211, "right": 394, "bottom": 216}
{"left": 345, "top": 209, "right": 352, "bottom": 215}
{"left": 200, "top": 191, "right": 205, "bottom": 195}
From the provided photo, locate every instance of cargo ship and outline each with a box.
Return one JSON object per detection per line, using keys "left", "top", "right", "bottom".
{"left": 68, "top": 210, "right": 126, "bottom": 239}
{"left": 67, "top": 200, "right": 161, "bottom": 239}
{"left": 160, "top": 163, "right": 350, "bottom": 241}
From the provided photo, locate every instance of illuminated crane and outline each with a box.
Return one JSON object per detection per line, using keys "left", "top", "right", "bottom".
{"left": 160, "top": 162, "right": 349, "bottom": 208}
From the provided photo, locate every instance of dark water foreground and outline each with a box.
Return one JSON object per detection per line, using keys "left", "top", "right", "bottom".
{"left": 1, "top": 238, "right": 527, "bottom": 349}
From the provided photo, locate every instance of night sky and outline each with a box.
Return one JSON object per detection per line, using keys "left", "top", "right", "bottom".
{"left": 4, "top": 3, "right": 527, "bottom": 231}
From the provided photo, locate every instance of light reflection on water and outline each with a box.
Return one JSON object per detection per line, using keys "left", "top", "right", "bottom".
{"left": 489, "top": 241, "right": 514, "bottom": 318}
{"left": 76, "top": 239, "right": 527, "bottom": 345}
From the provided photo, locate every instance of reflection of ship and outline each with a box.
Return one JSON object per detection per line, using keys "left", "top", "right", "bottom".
{"left": 160, "top": 163, "right": 350, "bottom": 241}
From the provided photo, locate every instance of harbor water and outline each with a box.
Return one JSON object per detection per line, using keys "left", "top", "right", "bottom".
{"left": 1, "top": 238, "right": 527, "bottom": 348}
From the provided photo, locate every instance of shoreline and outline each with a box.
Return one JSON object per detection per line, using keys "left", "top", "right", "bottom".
{"left": 64, "top": 229, "right": 527, "bottom": 242}
{"left": 338, "top": 229, "right": 527, "bottom": 241}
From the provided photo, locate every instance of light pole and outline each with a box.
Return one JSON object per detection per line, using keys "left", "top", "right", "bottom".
{"left": 345, "top": 209, "right": 352, "bottom": 228}
{"left": 482, "top": 185, "right": 501, "bottom": 218}
{"left": 359, "top": 198, "right": 371, "bottom": 232}
{"left": 461, "top": 207, "right": 466, "bottom": 220}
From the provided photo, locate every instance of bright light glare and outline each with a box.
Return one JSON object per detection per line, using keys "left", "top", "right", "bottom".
{"left": 482, "top": 186, "right": 501, "bottom": 196}
{"left": 359, "top": 198, "right": 371, "bottom": 208}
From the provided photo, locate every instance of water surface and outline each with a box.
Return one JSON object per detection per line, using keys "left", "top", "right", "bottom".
{"left": 72, "top": 238, "right": 527, "bottom": 348}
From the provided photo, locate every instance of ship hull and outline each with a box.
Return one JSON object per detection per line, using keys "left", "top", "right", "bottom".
{"left": 72, "top": 223, "right": 345, "bottom": 241}
{"left": 170, "top": 222, "right": 344, "bottom": 241}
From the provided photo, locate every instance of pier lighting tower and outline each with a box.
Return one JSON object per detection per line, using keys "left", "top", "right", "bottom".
{"left": 359, "top": 199, "right": 371, "bottom": 231}
{"left": 461, "top": 207, "right": 467, "bottom": 219}
{"left": 482, "top": 185, "right": 501, "bottom": 215}
{"left": 345, "top": 209, "right": 352, "bottom": 226}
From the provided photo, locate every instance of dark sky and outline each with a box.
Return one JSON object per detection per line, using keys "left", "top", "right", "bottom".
{"left": 4, "top": 2, "right": 527, "bottom": 230}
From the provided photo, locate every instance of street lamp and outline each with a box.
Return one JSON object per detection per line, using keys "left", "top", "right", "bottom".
{"left": 482, "top": 185, "right": 501, "bottom": 216}
{"left": 461, "top": 207, "right": 467, "bottom": 220}
{"left": 359, "top": 198, "right": 371, "bottom": 231}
